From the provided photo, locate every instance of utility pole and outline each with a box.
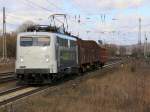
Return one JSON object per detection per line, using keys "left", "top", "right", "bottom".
{"left": 2, "top": 7, "right": 7, "bottom": 61}
{"left": 77, "top": 15, "right": 80, "bottom": 37}
{"left": 144, "top": 33, "right": 147, "bottom": 57}
{"left": 138, "top": 18, "right": 142, "bottom": 57}
{"left": 2, "top": 7, "right": 5, "bottom": 59}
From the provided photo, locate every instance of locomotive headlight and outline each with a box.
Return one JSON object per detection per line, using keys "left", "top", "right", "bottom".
{"left": 46, "top": 58, "right": 49, "bottom": 62}
{"left": 45, "top": 55, "right": 49, "bottom": 62}
{"left": 20, "top": 58, "right": 24, "bottom": 62}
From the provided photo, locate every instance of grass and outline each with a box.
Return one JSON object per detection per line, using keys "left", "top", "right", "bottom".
{"left": 1, "top": 59, "right": 150, "bottom": 112}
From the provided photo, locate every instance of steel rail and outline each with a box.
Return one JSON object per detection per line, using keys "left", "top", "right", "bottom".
{"left": 0, "top": 72, "right": 14, "bottom": 77}
{"left": 0, "top": 60, "right": 122, "bottom": 107}
{"left": 0, "top": 86, "right": 49, "bottom": 107}
{"left": 0, "top": 76, "right": 16, "bottom": 84}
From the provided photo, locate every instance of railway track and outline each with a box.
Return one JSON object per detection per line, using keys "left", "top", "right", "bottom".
{"left": 0, "top": 61, "right": 122, "bottom": 107}
{"left": 0, "top": 86, "right": 49, "bottom": 106}
{"left": 0, "top": 59, "right": 122, "bottom": 85}
{"left": 0, "top": 86, "right": 27, "bottom": 96}
{"left": 0, "top": 72, "right": 16, "bottom": 84}
{"left": 0, "top": 72, "right": 14, "bottom": 77}
{"left": 104, "top": 61, "right": 122, "bottom": 68}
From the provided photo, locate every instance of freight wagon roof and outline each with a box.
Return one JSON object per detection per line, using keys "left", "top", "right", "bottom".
{"left": 77, "top": 39, "right": 100, "bottom": 48}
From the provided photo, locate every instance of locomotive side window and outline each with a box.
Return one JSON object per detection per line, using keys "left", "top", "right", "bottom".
{"left": 70, "top": 40, "right": 76, "bottom": 48}
{"left": 57, "top": 36, "right": 68, "bottom": 47}
{"left": 20, "top": 37, "right": 50, "bottom": 46}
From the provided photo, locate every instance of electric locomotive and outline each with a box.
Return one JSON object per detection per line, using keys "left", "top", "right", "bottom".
{"left": 16, "top": 26, "right": 78, "bottom": 84}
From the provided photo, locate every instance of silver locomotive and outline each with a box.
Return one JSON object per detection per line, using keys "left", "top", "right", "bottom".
{"left": 16, "top": 31, "right": 78, "bottom": 84}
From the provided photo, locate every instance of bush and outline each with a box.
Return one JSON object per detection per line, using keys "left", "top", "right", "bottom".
{"left": 0, "top": 33, "right": 17, "bottom": 58}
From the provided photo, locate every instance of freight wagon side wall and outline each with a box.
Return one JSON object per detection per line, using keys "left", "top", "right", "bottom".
{"left": 77, "top": 39, "right": 100, "bottom": 68}
{"left": 99, "top": 48, "right": 108, "bottom": 64}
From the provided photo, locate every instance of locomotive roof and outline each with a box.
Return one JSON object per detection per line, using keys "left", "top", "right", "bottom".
{"left": 18, "top": 32, "right": 77, "bottom": 41}
{"left": 25, "top": 25, "right": 79, "bottom": 39}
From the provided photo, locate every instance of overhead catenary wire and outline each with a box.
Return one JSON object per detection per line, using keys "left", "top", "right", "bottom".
{"left": 6, "top": 13, "right": 45, "bottom": 22}
{"left": 7, "top": 22, "right": 19, "bottom": 27}
{"left": 2, "top": 0, "right": 53, "bottom": 25}
{"left": 1, "top": 2, "right": 117, "bottom": 37}
{"left": 45, "top": 0, "right": 84, "bottom": 24}
{"left": 24, "top": 0, "right": 53, "bottom": 12}
{"left": 6, "top": 13, "right": 29, "bottom": 21}
{"left": 2, "top": 0, "right": 83, "bottom": 32}
{"left": 46, "top": 0, "right": 64, "bottom": 11}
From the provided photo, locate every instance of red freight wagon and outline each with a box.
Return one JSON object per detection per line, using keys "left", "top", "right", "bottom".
{"left": 99, "top": 47, "right": 108, "bottom": 67}
{"left": 77, "top": 39, "right": 101, "bottom": 72}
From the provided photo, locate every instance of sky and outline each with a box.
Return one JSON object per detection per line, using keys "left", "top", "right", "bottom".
{"left": 0, "top": 0, "right": 150, "bottom": 45}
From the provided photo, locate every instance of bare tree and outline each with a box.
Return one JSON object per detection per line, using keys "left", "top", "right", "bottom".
{"left": 119, "top": 46, "right": 126, "bottom": 56}
{"left": 16, "top": 20, "right": 35, "bottom": 33}
{"left": 132, "top": 47, "right": 138, "bottom": 57}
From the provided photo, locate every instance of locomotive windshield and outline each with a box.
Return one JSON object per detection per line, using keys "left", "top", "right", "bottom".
{"left": 20, "top": 37, "right": 50, "bottom": 46}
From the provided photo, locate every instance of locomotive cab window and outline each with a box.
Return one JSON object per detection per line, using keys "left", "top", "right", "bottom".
{"left": 20, "top": 37, "right": 50, "bottom": 46}
{"left": 33, "top": 37, "right": 50, "bottom": 46}
{"left": 20, "top": 37, "right": 33, "bottom": 46}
